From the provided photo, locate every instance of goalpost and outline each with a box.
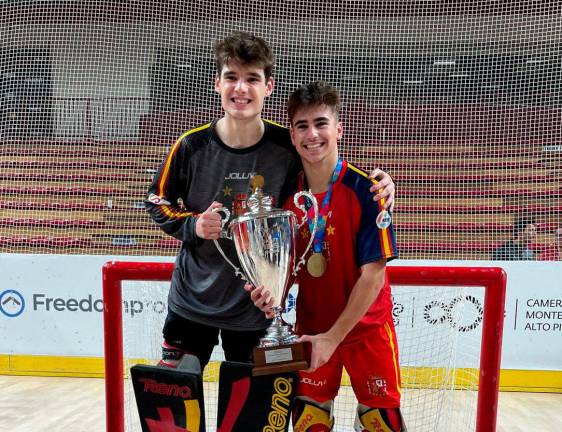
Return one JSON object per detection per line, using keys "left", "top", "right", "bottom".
{"left": 103, "top": 261, "right": 506, "bottom": 432}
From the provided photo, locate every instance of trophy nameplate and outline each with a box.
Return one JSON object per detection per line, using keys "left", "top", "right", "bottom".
{"left": 252, "top": 342, "right": 309, "bottom": 376}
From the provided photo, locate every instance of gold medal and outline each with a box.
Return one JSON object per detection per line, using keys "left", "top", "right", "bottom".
{"left": 307, "top": 252, "right": 327, "bottom": 277}
{"left": 250, "top": 174, "right": 265, "bottom": 192}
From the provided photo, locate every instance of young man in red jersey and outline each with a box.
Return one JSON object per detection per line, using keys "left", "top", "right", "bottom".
{"left": 146, "top": 32, "right": 397, "bottom": 373}
{"left": 248, "top": 81, "right": 405, "bottom": 431}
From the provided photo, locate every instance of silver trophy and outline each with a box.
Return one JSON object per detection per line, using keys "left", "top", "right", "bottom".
{"left": 213, "top": 183, "right": 318, "bottom": 375}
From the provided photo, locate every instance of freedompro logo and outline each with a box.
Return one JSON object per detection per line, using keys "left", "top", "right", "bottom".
{"left": 0, "top": 289, "right": 25, "bottom": 317}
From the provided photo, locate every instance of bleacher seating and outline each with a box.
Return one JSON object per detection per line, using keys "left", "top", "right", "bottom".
{"left": 138, "top": 107, "right": 220, "bottom": 142}
{"left": 0, "top": 235, "right": 92, "bottom": 248}
{"left": 0, "top": 185, "right": 123, "bottom": 196}
{"left": 1, "top": 104, "right": 561, "bottom": 259}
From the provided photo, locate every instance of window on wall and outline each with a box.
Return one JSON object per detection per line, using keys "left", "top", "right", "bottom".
{"left": 0, "top": 48, "right": 52, "bottom": 138}
{"left": 278, "top": 46, "right": 561, "bottom": 106}
{"left": 150, "top": 48, "right": 215, "bottom": 113}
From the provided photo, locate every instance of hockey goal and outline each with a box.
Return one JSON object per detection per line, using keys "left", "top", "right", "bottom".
{"left": 103, "top": 261, "right": 506, "bottom": 432}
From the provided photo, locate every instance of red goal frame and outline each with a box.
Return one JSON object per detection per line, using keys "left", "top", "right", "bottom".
{"left": 103, "top": 262, "right": 506, "bottom": 432}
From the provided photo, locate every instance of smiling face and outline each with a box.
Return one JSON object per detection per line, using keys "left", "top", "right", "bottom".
{"left": 214, "top": 60, "right": 274, "bottom": 121}
{"left": 289, "top": 104, "right": 342, "bottom": 166}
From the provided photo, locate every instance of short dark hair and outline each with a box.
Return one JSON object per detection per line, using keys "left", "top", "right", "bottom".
{"left": 214, "top": 31, "right": 274, "bottom": 79}
{"left": 514, "top": 216, "right": 536, "bottom": 236}
{"left": 287, "top": 81, "right": 341, "bottom": 124}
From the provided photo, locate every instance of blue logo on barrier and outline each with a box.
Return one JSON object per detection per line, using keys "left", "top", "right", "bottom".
{"left": 286, "top": 293, "right": 296, "bottom": 312}
{"left": 0, "top": 289, "right": 25, "bottom": 317}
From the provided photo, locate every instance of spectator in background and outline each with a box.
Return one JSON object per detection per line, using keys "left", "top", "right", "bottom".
{"left": 539, "top": 226, "right": 561, "bottom": 261}
{"left": 492, "top": 216, "right": 537, "bottom": 261}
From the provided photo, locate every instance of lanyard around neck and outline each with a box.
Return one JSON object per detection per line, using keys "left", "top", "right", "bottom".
{"left": 306, "top": 158, "right": 343, "bottom": 253}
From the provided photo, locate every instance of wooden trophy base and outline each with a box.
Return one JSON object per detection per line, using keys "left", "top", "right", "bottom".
{"left": 252, "top": 342, "right": 309, "bottom": 376}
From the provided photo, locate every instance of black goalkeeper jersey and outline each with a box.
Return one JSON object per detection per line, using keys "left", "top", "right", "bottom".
{"left": 146, "top": 119, "right": 301, "bottom": 330}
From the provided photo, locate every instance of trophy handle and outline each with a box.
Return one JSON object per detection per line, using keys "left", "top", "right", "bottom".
{"left": 292, "top": 190, "right": 318, "bottom": 276}
{"left": 211, "top": 206, "right": 231, "bottom": 239}
{"left": 211, "top": 207, "right": 247, "bottom": 281}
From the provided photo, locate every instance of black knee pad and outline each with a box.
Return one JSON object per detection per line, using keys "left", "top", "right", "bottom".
{"left": 159, "top": 341, "right": 192, "bottom": 368}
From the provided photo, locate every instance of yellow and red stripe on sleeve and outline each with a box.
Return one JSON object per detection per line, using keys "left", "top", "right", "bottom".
{"left": 155, "top": 123, "right": 211, "bottom": 220}
{"left": 158, "top": 206, "right": 195, "bottom": 219}
{"left": 157, "top": 123, "right": 211, "bottom": 198}
{"left": 347, "top": 163, "right": 396, "bottom": 259}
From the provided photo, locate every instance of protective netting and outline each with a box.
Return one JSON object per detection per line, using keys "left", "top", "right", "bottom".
{"left": 122, "top": 281, "right": 484, "bottom": 431}
{"left": 0, "top": 1, "right": 560, "bottom": 260}
{"left": 0, "top": 1, "right": 553, "bottom": 430}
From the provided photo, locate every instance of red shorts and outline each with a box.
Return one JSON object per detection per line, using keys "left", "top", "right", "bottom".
{"left": 297, "top": 321, "right": 401, "bottom": 408}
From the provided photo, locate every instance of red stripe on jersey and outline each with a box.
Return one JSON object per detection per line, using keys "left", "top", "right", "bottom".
{"left": 347, "top": 163, "right": 396, "bottom": 259}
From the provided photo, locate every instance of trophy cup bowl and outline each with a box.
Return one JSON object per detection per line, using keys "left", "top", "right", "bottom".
{"left": 213, "top": 187, "right": 318, "bottom": 376}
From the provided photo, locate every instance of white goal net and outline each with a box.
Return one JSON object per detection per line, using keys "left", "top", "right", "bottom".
{"left": 0, "top": 1, "right": 560, "bottom": 261}
{"left": 106, "top": 264, "right": 504, "bottom": 432}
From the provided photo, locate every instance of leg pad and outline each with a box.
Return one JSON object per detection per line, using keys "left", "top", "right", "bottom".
{"left": 354, "top": 405, "right": 406, "bottom": 432}
{"left": 292, "top": 397, "right": 334, "bottom": 432}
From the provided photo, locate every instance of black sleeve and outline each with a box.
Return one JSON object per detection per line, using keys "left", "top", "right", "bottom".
{"left": 145, "top": 137, "right": 200, "bottom": 245}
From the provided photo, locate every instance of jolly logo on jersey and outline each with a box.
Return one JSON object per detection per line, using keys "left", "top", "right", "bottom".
{"left": 224, "top": 172, "right": 256, "bottom": 181}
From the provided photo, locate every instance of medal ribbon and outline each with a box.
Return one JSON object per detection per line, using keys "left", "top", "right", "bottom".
{"left": 306, "top": 158, "right": 343, "bottom": 254}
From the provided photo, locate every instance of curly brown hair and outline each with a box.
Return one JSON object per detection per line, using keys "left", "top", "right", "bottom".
{"left": 287, "top": 81, "right": 341, "bottom": 124}
{"left": 214, "top": 31, "right": 274, "bottom": 79}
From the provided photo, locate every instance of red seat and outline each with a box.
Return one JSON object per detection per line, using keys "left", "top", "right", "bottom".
{"left": 399, "top": 241, "right": 497, "bottom": 253}
{"left": 0, "top": 185, "right": 123, "bottom": 196}
{"left": 396, "top": 222, "right": 558, "bottom": 234}
{"left": 155, "top": 238, "right": 181, "bottom": 248}
{"left": 393, "top": 173, "right": 554, "bottom": 184}
{"left": 3, "top": 172, "right": 139, "bottom": 183}
{"left": 398, "top": 188, "right": 562, "bottom": 199}
{"left": 399, "top": 204, "right": 561, "bottom": 215}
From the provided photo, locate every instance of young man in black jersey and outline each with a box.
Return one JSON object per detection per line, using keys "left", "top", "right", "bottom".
{"left": 145, "top": 32, "right": 396, "bottom": 371}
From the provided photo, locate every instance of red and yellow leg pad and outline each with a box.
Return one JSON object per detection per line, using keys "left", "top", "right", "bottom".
{"left": 292, "top": 398, "right": 334, "bottom": 432}
{"left": 354, "top": 406, "right": 406, "bottom": 432}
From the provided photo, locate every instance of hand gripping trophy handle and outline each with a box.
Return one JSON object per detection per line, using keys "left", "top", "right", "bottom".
{"left": 292, "top": 190, "right": 318, "bottom": 276}
{"left": 211, "top": 207, "right": 247, "bottom": 281}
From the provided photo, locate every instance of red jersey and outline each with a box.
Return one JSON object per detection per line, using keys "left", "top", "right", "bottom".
{"left": 284, "top": 160, "right": 398, "bottom": 342}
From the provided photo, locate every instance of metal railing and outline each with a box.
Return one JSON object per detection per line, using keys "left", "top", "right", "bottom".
{"left": 52, "top": 97, "right": 152, "bottom": 140}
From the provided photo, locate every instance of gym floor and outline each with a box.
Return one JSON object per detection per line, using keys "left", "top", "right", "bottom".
{"left": 1, "top": 375, "right": 561, "bottom": 431}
